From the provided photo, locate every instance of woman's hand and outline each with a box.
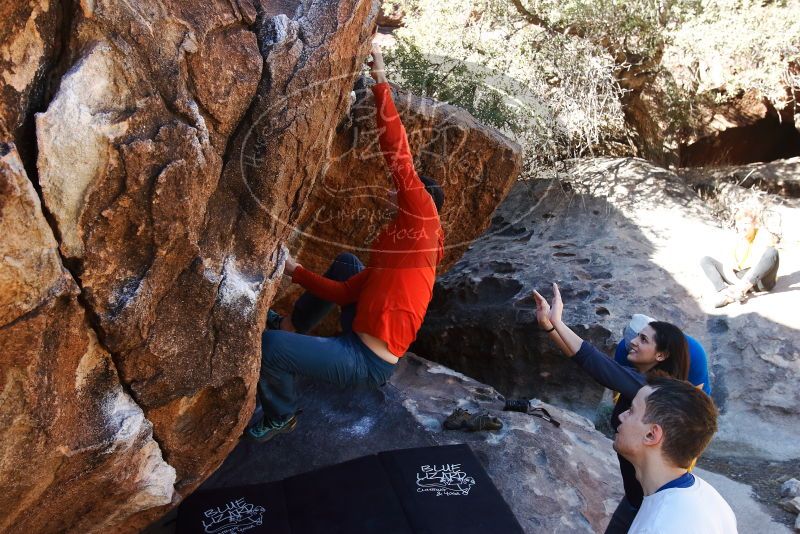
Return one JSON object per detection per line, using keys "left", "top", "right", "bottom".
{"left": 550, "top": 282, "right": 563, "bottom": 324}
{"left": 534, "top": 282, "right": 581, "bottom": 356}
{"left": 532, "top": 289, "right": 553, "bottom": 330}
{"left": 532, "top": 282, "right": 564, "bottom": 328}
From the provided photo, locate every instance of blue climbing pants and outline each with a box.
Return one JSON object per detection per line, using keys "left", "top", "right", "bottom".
{"left": 258, "top": 253, "right": 396, "bottom": 420}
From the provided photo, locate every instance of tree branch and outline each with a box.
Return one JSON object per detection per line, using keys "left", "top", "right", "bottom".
{"left": 508, "top": 0, "right": 550, "bottom": 28}
{"left": 508, "top": 0, "right": 585, "bottom": 38}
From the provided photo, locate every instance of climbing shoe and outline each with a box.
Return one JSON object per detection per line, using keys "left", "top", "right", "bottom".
{"left": 443, "top": 408, "right": 503, "bottom": 432}
{"left": 246, "top": 414, "right": 297, "bottom": 443}
{"left": 503, "top": 398, "right": 560, "bottom": 427}
{"left": 443, "top": 408, "right": 472, "bottom": 430}
{"left": 467, "top": 413, "right": 504, "bottom": 431}
{"left": 266, "top": 309, "right": 284, "bottom": 330}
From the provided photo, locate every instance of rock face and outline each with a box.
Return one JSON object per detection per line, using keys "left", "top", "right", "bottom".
{"left": 189, "top": 354, "right": 623, "bottom": 534}
{"left": 0, "top": 0, "right": 521, "bottom": 530}
{"left": 2, "top": 0, "right": 377, "bottom": 531}
{"left": 391, "top": 356, "right": 623, "bottom": 533}
{"left": 0, "top": 0, "right": 60, "bottom": 162}
{"left": 0, "top": 144, "right": 176, "bottom": 533}
{"left": 32, "top": 1, "right": 380, "bottom": 529}
{"left": 414, "top": 157, "right": 800, "bottom": 461}
{"left": 274, "top": 80, "right": 521, "bottom": 327}
{"left": 677, "top": 93, "right": 800, "bottom": 167}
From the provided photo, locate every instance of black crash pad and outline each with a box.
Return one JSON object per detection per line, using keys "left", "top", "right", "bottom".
{"left": 283, "top": 454, "right": 413, "bottom": 534}
{"left": 379, "top": 444, "right": 524, "bottom": 534}
{"left": 177, "top": 444, "right": 521, "bottom": 534}
{"left": 177, "top": 481, "right": 290, "bottom": 534}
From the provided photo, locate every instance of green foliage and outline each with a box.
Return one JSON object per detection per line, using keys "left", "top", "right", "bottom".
{"left": 665, "top": 0, "right": 800, "bottom": 108}
{"left": 383, "top": 0, "right": 631, "bottom": 174}
{"left": 382, "top": 0, "right": 800, "bottom": 171}
{"left": 385, "top": 38, "right": 525, "bottom": 134}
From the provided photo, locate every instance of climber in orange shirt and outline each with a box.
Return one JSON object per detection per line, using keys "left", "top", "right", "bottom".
{"left": 247, "top": 41, "right": 445, "bottom": 442}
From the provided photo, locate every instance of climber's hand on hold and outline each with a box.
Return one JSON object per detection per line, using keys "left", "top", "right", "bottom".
{"left": 368, "top": 41, "right": 388, "bottom": 84}
{"left": 284, "top": 251, "right": 300, "bottom": 276}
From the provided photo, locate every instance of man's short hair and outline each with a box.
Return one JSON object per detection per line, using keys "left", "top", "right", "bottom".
{"left": 420, "top": 175, "right": 444, "bottom": 212}
{"left": 644, "top": 376, "right": 718, "bottom": 468}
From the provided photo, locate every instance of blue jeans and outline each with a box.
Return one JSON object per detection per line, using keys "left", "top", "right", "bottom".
{"left": 700, "top": 247, "right": 779, "bottom": 292}
{"left": 258, "top": 253, "right": 396, "bottom": 420}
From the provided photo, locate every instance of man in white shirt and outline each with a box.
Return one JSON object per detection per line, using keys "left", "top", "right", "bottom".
{"left": 613, "top": 376, "right": 737, "bottom": 533}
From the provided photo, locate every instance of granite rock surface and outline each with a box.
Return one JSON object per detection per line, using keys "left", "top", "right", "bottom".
{"left": 414, "top": 157, "right": 800, "bottom": 461}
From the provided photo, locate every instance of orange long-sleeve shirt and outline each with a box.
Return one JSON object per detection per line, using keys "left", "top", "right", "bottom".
{"left": 291, "top": 82, "right": 444, "bottom": 356}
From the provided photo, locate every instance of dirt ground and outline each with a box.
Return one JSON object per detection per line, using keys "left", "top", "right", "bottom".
{"left": 699, "top": 455, "right": 798, "bottom": 528}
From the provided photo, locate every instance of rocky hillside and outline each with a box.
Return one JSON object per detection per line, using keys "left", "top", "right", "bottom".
{"left": 415, "top": 157, "right": 800, "bottom": 463}
{"left": 0, "top": 1, "right": 520, "bottom": 532}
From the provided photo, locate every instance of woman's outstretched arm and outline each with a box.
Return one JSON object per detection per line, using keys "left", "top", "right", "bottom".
{"left": 533, "top": 283, "right": 583, "bottom": 356}
{"left": 534, "top": 283, "right": 644, "bottom": 398}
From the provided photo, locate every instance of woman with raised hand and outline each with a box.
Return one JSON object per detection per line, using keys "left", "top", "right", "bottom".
{"left": 532, "top": 283, "right": 689, "bottom": 534}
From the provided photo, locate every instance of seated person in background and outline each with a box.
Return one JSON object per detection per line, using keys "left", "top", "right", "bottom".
{"left": 617, "top": 376, "right": 737, "bottom": 534}
{"left": 616, "top": 314, "right": 711, "bottom": 395}
{"left": 700, "top": 202, "right": 779, "bottom": 308}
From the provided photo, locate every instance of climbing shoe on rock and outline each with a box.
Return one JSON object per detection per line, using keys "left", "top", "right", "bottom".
{"left": 246, "top": 414, "right": 297, "bottom": 443}
{"left": 443, "top": 408, "right": 503, "bottom": 432}
{"left": 467, "top": 413, "right": 503, "bottom": 431}
{"left": 443, "top": 408, "right": 472, "bottom": 430}
{"left": 503, "top": 398, "right": 560, "bottom": 427}
{"left": 266, "top": 309, "right": 284, "bottom": 330}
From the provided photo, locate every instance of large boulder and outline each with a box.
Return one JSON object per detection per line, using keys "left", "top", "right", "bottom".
{"left": 2, "top": 0, "right": 382, "bottom": 530}
{"left": 40, "top": 0, "right": 376, "bottom": 510}
{"left": 414, "top": 157, "right": 800, "bottom": 461}
{"left": 187, "top": 353, "right": 623, "bottom": 534}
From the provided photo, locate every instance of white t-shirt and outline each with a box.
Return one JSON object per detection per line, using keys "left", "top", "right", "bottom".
{"left": 628, "top": 475, "right": 738, "bottom": 534}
